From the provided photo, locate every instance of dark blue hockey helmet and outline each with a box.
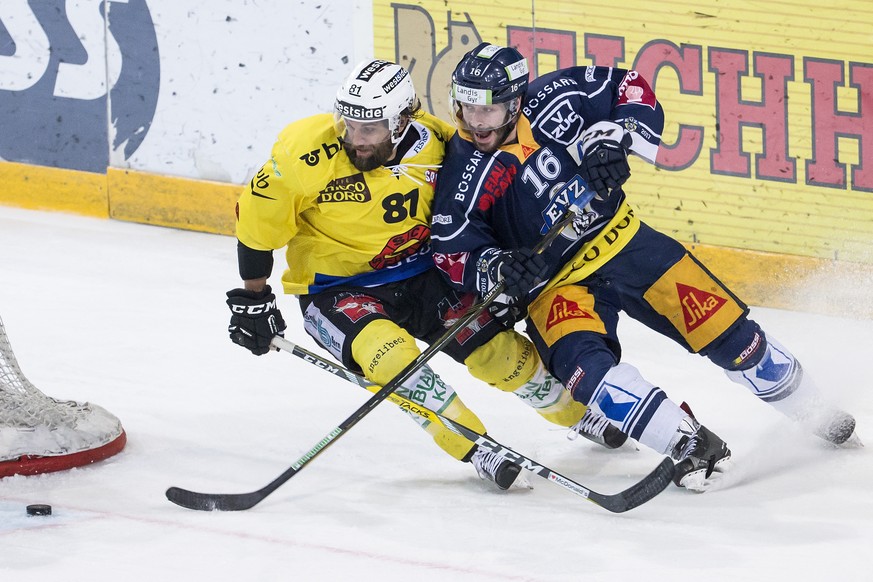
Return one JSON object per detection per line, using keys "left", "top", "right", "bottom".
{"left": 450, "top": 43, "right": 529, "bottom": 106}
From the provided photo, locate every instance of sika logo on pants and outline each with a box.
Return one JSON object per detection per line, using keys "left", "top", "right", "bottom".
{"left": 0, "top": 0, "right": 160, "bottom": 173}
{"left": 642, "top": 255, "right": 745, "bottom": 352}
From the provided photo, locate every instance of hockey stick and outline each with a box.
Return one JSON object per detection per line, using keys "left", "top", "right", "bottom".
{"left": 166, "top": 283, "right": 507, "bottom": 511}
{"left": 270, "top": 336, "right": 675, "bottom": 513}
{"left": 166, "top": 178, "right": 596, "bottom": 512}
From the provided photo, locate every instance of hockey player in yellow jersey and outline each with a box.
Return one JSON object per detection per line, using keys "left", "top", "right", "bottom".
{"left": 226, "top": 59, "right": 624, "bottom": 490}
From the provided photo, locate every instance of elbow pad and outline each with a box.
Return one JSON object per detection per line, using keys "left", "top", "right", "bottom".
{"left": 237, "top": 240, "right": 274, "bottom": 280}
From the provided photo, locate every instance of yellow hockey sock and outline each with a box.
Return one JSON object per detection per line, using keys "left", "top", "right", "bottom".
{"left": 352, "top": 319, "right": 484, "bottom": 460}
{"left": 465, "top": 330, "right": 587, "bottom": 427}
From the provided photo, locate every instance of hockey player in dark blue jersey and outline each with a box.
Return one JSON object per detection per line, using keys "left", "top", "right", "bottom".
{"left": 431, "top": 43, "right": 857, "bottom": 491}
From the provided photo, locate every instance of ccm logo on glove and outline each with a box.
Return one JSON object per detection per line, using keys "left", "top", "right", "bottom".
{"left": 226, "top": 286, "right": 287, "bottom": 355}
{"left": 229, "top": 299, "right": 278, "bottom": 315}
{"left": 577, "top": 120, "right": 633, "bottom": 200}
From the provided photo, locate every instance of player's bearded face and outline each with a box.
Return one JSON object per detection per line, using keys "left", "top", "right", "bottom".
{"left": 343, "top": 119, "right": 395, "bottom": 171}
{"left": 456, "top": 101, "right": 517, "bottom": 154}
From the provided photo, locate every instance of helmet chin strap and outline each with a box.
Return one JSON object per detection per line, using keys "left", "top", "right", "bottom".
{"left": 390, "top": 114, "right": 412, "bottom": 145}
{"left": 391, "top": 123, "right": 411, "bottom": 145}
{"left": 490, "top": 98, "right": 523, "bottom": 146}
{"left": 493, "top": 117, "right": 519, "bottom": 147}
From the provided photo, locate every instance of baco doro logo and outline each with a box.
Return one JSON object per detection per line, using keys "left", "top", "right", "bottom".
{"left": 318, "top": 174, "right": 373, "bottom": 204}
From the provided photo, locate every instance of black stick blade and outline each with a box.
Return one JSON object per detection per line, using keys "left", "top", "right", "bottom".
{"left": 590, "top": 457, "right": 676, "bottom": 513}
{"left": 165, "top": 486, "right": 265, "bottom": 511}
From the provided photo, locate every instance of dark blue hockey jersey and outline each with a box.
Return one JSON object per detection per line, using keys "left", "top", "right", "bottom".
{"left": 431, "top": 65, "right": 665, "bottom": 298}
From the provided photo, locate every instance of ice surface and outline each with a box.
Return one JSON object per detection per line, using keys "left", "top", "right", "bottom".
{"left": 0, "top": 206, "right": 869, "bottom": 581}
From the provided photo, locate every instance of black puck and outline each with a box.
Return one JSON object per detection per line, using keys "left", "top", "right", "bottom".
{"left": 26, "top": 504, "right": 52, "bottom": 517}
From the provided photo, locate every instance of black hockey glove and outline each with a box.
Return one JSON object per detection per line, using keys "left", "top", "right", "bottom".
{"left": 492, "top": 249, "right": 549, "bottom": 301}
{"left": 577, "top": 121, "right": 633, "bottom": 200}
{"left": 483, "top": 249, "right": 548, "bottom": 327}
{"left": 488, "top": 295, "right": 526, "bottom": 328}
{"left": 226, "top": 286, "right": 286, "bottom": 356}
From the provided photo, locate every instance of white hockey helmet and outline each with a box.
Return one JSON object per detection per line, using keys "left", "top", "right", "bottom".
{"left": 335, "top": 59, "right": 418, "bottom": 144}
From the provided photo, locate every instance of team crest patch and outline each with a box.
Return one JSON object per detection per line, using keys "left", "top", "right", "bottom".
{"left": 333, "top": 294, "right": 386, "bottom": 323}
{"left": 369, "top": 225, "right": 429, "bottom": 270}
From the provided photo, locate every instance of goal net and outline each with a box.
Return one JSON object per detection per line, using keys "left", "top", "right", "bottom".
{"left": 0, "top": 315, "right": 126, "bottom": 478}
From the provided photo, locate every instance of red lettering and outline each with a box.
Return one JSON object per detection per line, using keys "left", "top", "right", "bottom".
{"left": 708, "top": 49, "right": 795, "bottom": 181}
{"left": 804, "top": 59, "right": 873, "bottom": 191}
{"left": 585, "top": 34, "right": 625, "bottom": 68}
{"left": 507, "top": 27, "right": 576, "bottom": 76}
{"left": 634, "top": 41, "right": 705, "bottom": 170}
{"left": 394, "top": 8, "right": 872, "bottom": 195}
{"left": 478, "top": 164, "right": 517, "bottom": 211}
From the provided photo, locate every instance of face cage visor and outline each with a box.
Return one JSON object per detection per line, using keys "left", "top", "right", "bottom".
{"left": 449, "top": 84, "right": 521, "bottom": 133}
{"left": 333, "top": 108, "right": 410, "bottom": 146}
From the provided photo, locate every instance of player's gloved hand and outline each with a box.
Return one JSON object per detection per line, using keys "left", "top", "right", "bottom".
{"left": 491, "top": 248, "right": 549, "bottom": 302}
{"left": 483, "top": 249, "right": 548, "bottom": 326}
{"left": 226, "top": 285, "right": 286, "bottom": 356}
{"left": 577, "top": 121, "right": 633, "bottom": 200}
{"left": 488, "top": 293, "right": 526, "bottom": 327}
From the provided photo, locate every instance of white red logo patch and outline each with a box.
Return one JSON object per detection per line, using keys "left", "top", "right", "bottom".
{"left": 334, "top": 294, "right": 386, "bottom": 323}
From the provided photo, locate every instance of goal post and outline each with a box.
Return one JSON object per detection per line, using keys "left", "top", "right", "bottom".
{"left": 0, "top": 315, "right": 126, "bottom": 478}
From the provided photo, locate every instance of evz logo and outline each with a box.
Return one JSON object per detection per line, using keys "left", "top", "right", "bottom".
{"left": 0, "top": 0, "right": 160, "bottom": 173}
{"left": 540, "top": 175, "right": 596, "bottom": 234}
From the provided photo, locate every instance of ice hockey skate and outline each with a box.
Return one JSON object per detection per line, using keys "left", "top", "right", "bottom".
{"left": 725, "top": 337, "right": 860, "bottom": 447}
{"left": 814, "top": 409, "right": 859, "bottom": 446}
{"left": 668, "top": 416, "right": 732, "bottom": 492}
{"left": 470, "top": 447, "right": 522, "bottom": 490}
{"left": 787, "top": 401, "right": 860, "bottom": 447}
{"left": 567, "top": 408, "right": 629, "bottom": 449}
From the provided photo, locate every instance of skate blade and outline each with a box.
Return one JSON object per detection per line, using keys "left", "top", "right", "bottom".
{"left": 837, "top": 431, "right": 864, "bottom": 448}
{"left": 511, "top": 472, "right": 533, "bottom": 490}
{"left": 678, "top": 456, "right": 733, "bottom": 492}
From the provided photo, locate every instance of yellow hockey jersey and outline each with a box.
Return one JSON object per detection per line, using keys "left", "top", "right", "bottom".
{"left": 236, "top": 112, "right": 454, "bottom": 295}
